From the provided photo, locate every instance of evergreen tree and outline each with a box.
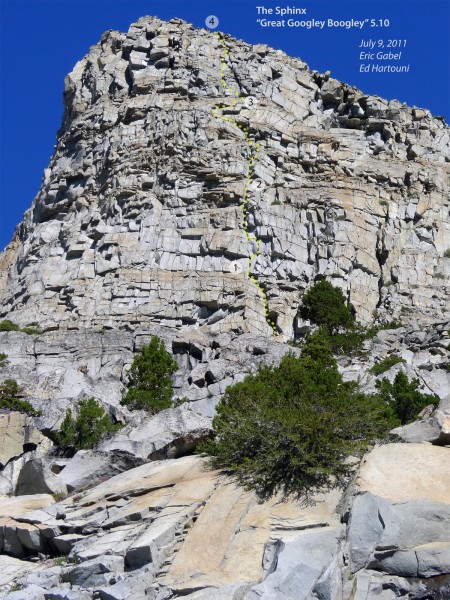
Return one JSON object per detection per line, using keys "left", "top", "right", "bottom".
{"left": 376, "top": 371, "right": 439, "bottom": 425}
{"left": 0, "top": 379, "right": 40, "bottom": 416}
{"left": 56, "top": 408, "right": 77, "bottom": 448}
{"left": 300, "top": 280, "right": 354, "bottom": 334}
{"left": 0, "top": 379, "right": 21, "bottom": 398}
{"left": 55, "top": 398, "right": 118, "bottom": 450}
{"left": 200, "top": 331, "right": 399, "bottom": 502}
{"left": 121, "top": 336, "right": 178, "bottom": 413}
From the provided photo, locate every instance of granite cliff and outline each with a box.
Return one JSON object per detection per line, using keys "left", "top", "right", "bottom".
{"left": 0, "top": 16, "right": 449, "bottom": 334}
{"left": 0, "top": 15, "right": 449, "bottom": 600}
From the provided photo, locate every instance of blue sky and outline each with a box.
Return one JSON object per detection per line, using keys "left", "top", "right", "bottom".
{"left": 1, "top": 0, "right": 449, "bottom": 250}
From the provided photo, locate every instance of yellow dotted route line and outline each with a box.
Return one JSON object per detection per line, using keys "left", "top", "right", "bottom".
{"left": 212, "top": 31, "right": 277, "bottom": 335}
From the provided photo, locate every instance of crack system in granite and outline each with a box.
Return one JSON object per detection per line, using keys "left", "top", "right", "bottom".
{"left": 212, "top": 31, "right": 277, "bottom": 335}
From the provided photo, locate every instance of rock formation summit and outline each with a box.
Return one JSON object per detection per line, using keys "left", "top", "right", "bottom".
{"left": 0, "top": 15, "right": 448, "bottom": 338}
{"left": 0, "top": 15, "right": 450, "bottom": 600}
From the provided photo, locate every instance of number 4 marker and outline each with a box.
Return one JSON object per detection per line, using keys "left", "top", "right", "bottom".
{"left": 205, "top": 15, "right": 219, "bottom": 29}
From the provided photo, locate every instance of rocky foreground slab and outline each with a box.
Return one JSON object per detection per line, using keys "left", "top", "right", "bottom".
{"left": 0, "top": 443, "right": 448, "bottom": 599}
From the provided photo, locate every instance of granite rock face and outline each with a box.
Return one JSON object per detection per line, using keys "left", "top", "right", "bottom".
{"left": 0, "top": 455, "right": 344, "bottom": 598}
{"left": 1, "top": 319, "right": 448, "bottom": 431}
{"left": 0, "top": 411, "right": 48, "bottom": 469}
{"left": 1, "top": 445, "right": 449, "bottom": 599}
{"left": 342, "top": 444, "right": 450, "bottom": 599}
{"left": 15, "top": 459, "right": 68, "bottom": 497}
{"left": 0, "top": 16, "right": 449, "bottom": 339}
{"left": 0, "top": 327, "right": 299, "bottom": 427}
{"left": 0, "top": 14, "right": 450, "bottom": 600}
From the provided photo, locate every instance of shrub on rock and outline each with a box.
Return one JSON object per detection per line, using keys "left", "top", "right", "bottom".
{"left": 0, "top": 379, "right": 40, "bottom": 416}
{"left": 20, "top": 326, "right": 42, "bottom": 335}
{"left": 121, "top": 336, "right": 178, "bottom": 413}
{"left": 201, "top": 331, "right": 399, "bottom": 502}
{"left": 375, "top": 371, "right": 439, "bottom": 425}
{"left": 312, "top": 326, "right": 366, "bottom": 357}
{"left": 0, "top": 319, "right": 19, "bottom": 332}
{"left": 55, "top": 398, "right": 120, "bottom": 450}
{"left": 0, "top": 319, "right": 42, "bottom": 335}
{"left": 369, "top": 355, "right": 406, "bottom": 375}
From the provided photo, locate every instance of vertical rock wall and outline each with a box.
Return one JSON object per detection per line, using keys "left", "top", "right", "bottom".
{"left": 0, "top": 16, "right": 448, "bottom": 340}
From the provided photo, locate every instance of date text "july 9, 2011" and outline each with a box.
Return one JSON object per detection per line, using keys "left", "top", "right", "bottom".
{"left": 359, "top": 39, "right": 410, "bottom": 73}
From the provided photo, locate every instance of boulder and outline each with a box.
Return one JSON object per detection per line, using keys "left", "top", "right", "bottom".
{"left": 0, "top": 494, "right": 55, "bottom": 519}
{"left": 43, "top": 589, "right": 92, "bottom": 600}
{"left": 390, "top": 416, "right": 443, "bottom": 444}
{"left": 346, "top": 443, "right": 450, "bottom": 579}
{"left": 0, "top": 474, "right": 13, "bottom": 496}
{"left": 372, "top": 542, "right": 450, "bottom": 578}
{"left": 344, "top": 569, "right": 425, "bottom": 600}
{"left": 61, "top": 554, "right": 124, "bottom": 588}
{"left": 59, "top": 449, "right": 145, "bottom": 492}
{"left": 125, "top": 511, "right": 191, "bottom": 571}
{"left": 7, "top": 583, "right": 48, "bottom": 599}
{"left": 15, "top": 459, "right": 67, "bottom": 497}
{"left": 180, "top": 584, "right": 253, "bottom": 599}
{"left": 97, "top": 569, "right": 155, "bottom": 600}
{"left": 0, "top": 411, "right": 47, "bottom": 468}
{"left": 97, "top": 406, "right": 212, "bottom": 461}
{"left": 347, "top": 492, "right": 391, "bottom": 572}
{"left": 2, "top": 444, "right": 54, "bottom": 493}
{"left": 52, "top": 533, "right": 87, "bottom": 555}
{"left": 245, "top": 527, "right": 343, "bottom": 600}
{"left": 0, "top": 496, "right": 60, "bottom": 557}
{"left": 348, "top": 493, "right": 450, "bottom": 573}
{"left": 355, "top": 443, "right": 450, "bottom": 504}
{"left": 13, "top": 565, "right": 63, "bottom": 595}
{"left": 415, "top": 543, "right": 450, "bottom": 578}
{"left": 0, "top": 555, "right": 44, "bottom": 596}
{"left": 391, "top": 401, "right": 450, "bottom": 445}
